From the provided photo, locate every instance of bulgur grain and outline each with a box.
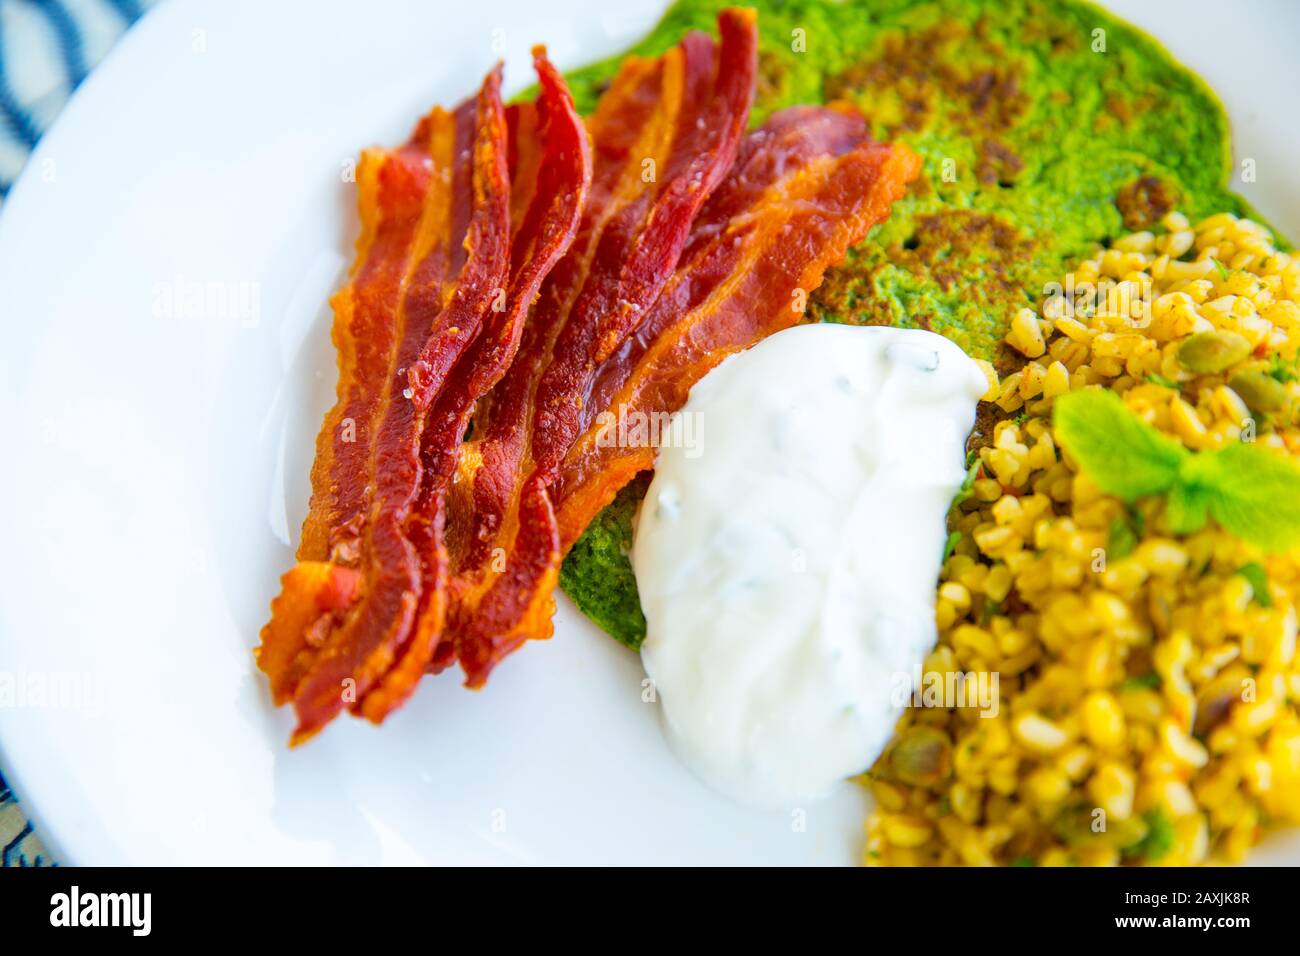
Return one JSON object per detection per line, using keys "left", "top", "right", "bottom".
{"left": 864, "top": 211, "right": 1300, "bottom": 866}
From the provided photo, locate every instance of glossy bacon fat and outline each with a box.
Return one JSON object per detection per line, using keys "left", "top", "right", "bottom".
{"left": 259, "top": 8, "right": 922, "bottom": 741}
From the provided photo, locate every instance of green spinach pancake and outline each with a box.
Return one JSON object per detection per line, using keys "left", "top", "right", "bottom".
{"left": 556, "top": 0, "right": 1282, "bottom": 648}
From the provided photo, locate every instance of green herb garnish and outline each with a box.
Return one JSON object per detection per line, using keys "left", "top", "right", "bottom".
{"left": 1237, "top": 562, "right": 1273, "bottom": 607}
{"left": 1119, "top": 672, "right": 1162, "bottom": 692}
{"left": 1055, "top": 389, "right": 1300, "bottom": 552}
{"left": 1211, "top": 257, "right": 1230, "bottom": 281}
{"left": 942, "top": 530, "right": 963, "bottom": 561}
{"left": 1130, "top": 809, "right": 1175, "bottom": 862}
{"left": 1129, "top": 505, "right": 1146, "bottom": 538}
{"left": 1145, "top": 373, "right": 1180, "bottom": 390}
{"left": 1055, "top": 390, "right": 1187, "bottom": 498}
{"left": 952, "top": 458, "right": 981, "bottom": 508}
{"left": 1107, "top": 515, "right": 1138, "bottom": 560}
{"left": 1010, "top": 855, "right": 1035, "bottom": 867}
{"left": 1266, "top": 353, "right": 1300, "bottom": 385}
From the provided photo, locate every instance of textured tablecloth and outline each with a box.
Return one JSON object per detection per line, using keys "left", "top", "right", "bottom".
{"left": 0, "top": 0, "right": 156, "bottom": 867}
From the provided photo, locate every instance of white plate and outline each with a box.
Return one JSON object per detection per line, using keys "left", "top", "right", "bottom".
{"left": 0, "top": 0, "right": 1296, "bottom": 865}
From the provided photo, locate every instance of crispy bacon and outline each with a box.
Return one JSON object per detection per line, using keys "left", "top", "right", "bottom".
{"left": 551, "top": 108, "right": 923, "bottom": 547}
{"left": 256, "top": 562, "right": 361, "bottom": 706}
{"left": 297, "top": 121, "right": 443, "bottom": 565}
{"left": 262, "top": 67, "right": 512, "bottom": 744}
{"left": 258, "top": 119, "right": 446, "bottom": 707}
{"left": 261, "top": 9, "right": 927, "bottom": 736}
{"left": 366, "top": 49, "right": 592, "bottom": 709}
{"left": 449, "top": 8, "right": 758, "bottom": 687}
{"left": 529, "top": 8, "right": 759, "bottom": 480}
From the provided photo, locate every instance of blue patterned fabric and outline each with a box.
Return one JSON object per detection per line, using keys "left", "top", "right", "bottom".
{"left": 1, "top": 774, "right": 52, "bottom": 866}
{"left": 0, "top": 0, "right": 156, "bottom": 864}
{"left": 0, "top": 0, "right": 152, "bottom": 195}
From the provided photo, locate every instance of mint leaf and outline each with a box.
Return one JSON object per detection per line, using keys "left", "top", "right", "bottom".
{"left": 1197, "top": 442, "right": 1300, "bottom": 552}
{"left": 1165, "top": 478, "right": 1210, "bottom": 534}
{"left": 1107, "top": 515, "right": 1138, "bottom": 559}
{"left": 1054, "top": 390, "right": 1188, "bottom": 500}
{"left": 1237, "top": 562, "right": 1273, "bottom": 607}
{"left": 1053, "top": 390, "right": 1300, "bottom": 554}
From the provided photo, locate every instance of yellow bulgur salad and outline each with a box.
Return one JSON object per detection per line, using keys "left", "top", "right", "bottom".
{"left": 865, "top": 211, "right": 1300, "bottom": 866}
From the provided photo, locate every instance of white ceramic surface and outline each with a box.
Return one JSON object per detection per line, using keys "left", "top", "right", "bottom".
{"left": 0, "top": 0, "right": 1295, "bottom": 864}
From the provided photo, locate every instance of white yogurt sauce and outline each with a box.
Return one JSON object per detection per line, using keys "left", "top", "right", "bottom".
{"left": 634, "top": 323, "right": 987, "bottom": 807}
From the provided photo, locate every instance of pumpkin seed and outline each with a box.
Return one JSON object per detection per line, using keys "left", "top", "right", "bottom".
{"left": 889, "top": 726, "right": 952, "bottom": 786}
{"left": 1177, "top": 330, "right": 1252, "bottom": 373}
{"left": 1228, "top": 369, "right": 1288, "bottom": 414}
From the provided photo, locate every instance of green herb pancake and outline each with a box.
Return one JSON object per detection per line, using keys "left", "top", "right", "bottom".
{"left": 556, "top": 0, "right": 1283, "bottom": 649}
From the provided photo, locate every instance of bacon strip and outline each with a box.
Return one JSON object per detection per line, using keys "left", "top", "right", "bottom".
{"left": 257, "top": 117, "right": 446, "bottom": 707}
{"left": 449, "top": 9, "right": 758, "bottom": 687}
{"left": 256, "top": 563, "right": 361, "bottom": 706}
{"left": 297, "top": 120, "right": 444, "bottom": 565}
{"left": 363, "top": 49, "right": 592, "bottom": 713}
{"left": 551, "top": 108, "right": 923, "bottom": 547}
{"left": 262, "top": 68, "right": 512, "bottom": 744}
{"left": 529, "top": 8, "right": 758, "bottom": 480}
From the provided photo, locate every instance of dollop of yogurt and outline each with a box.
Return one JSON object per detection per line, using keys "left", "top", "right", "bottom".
{"left": 633, "top": 323, "right": 987, "bottom": 807}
